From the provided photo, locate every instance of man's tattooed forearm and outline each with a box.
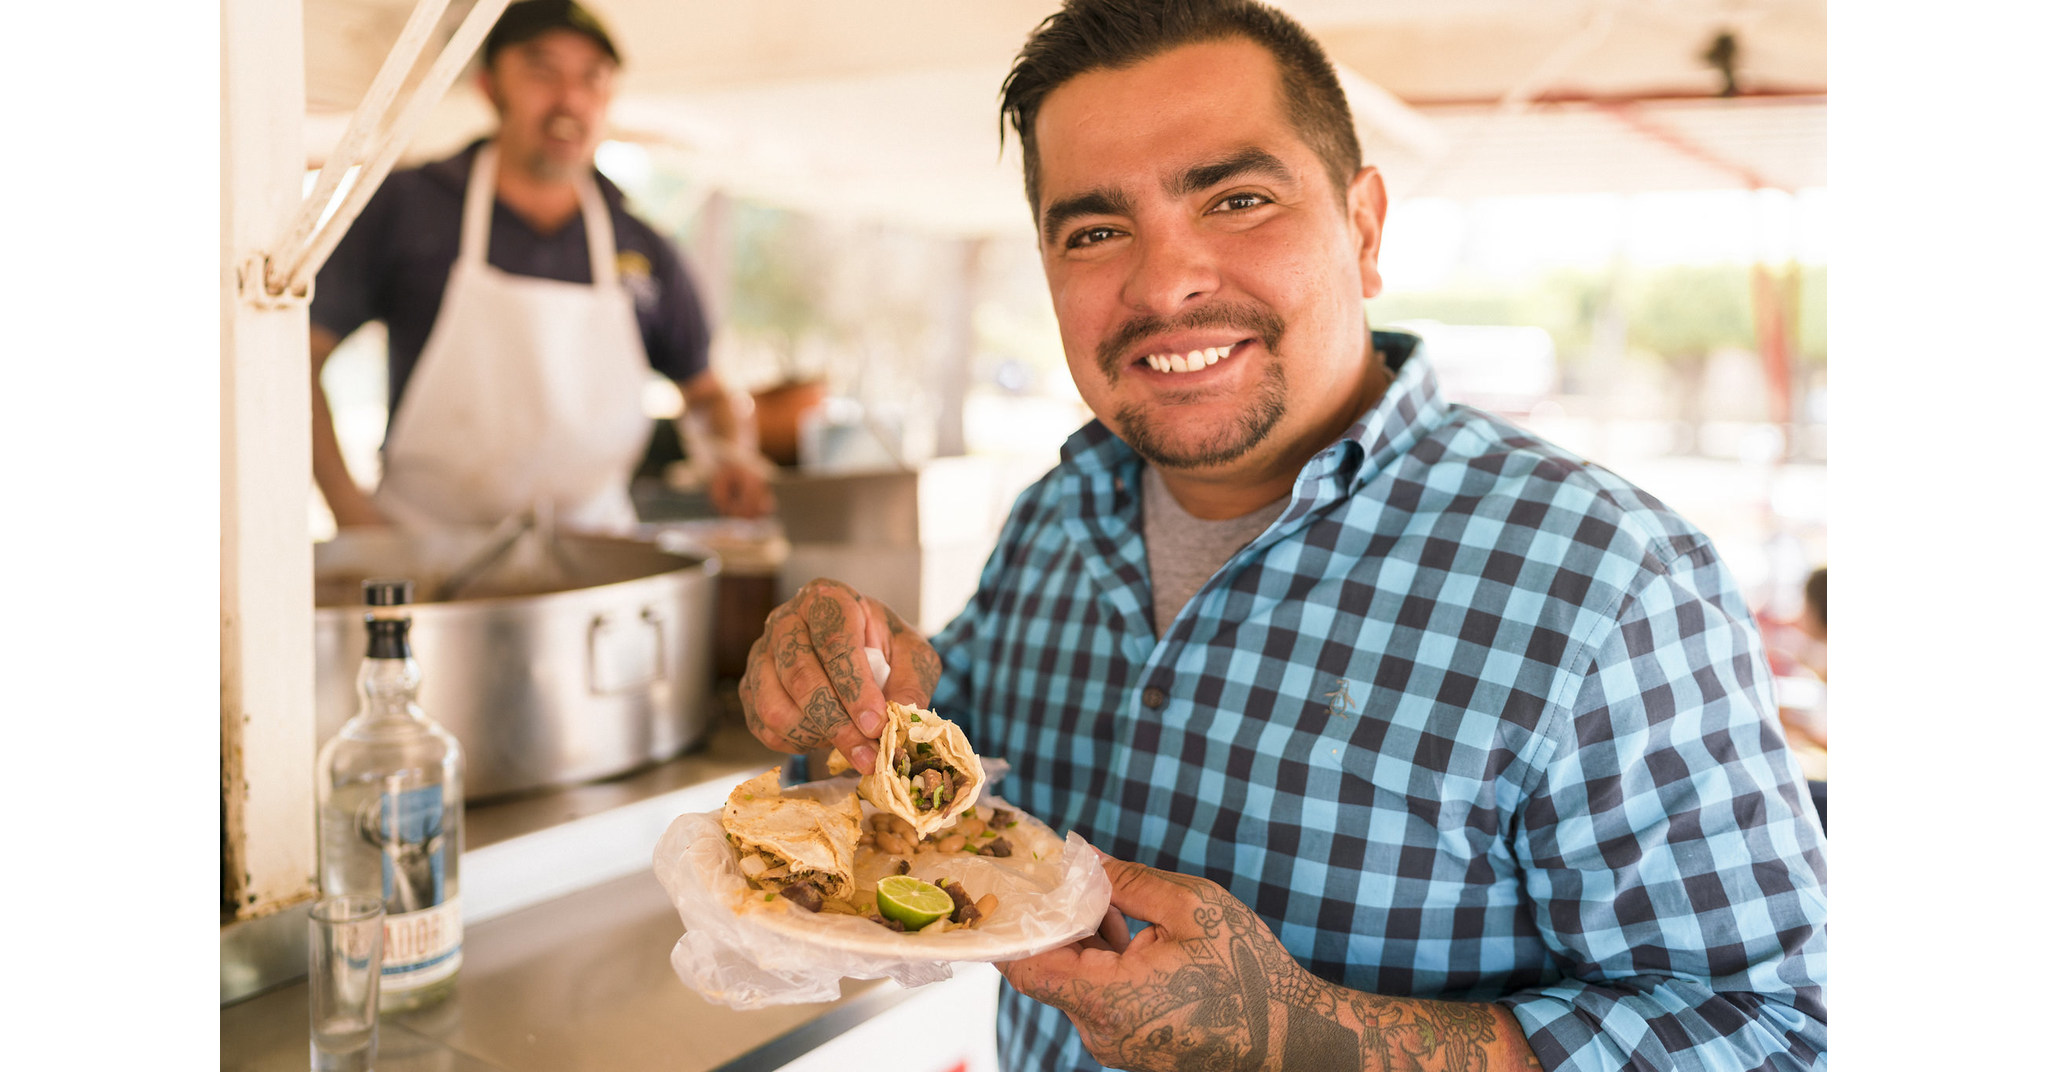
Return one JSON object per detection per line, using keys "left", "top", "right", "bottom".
{"left": 1041, "top": 867, "right": 1511, "bottom": 1072}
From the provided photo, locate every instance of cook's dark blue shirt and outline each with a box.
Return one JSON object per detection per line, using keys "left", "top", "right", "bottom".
{"left": 311, "top": 139, "right": 712, "bottom": 420}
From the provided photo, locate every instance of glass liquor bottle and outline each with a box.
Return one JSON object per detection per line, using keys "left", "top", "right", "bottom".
{"left": 316, "top": 578, "right": 464, "bottom": 1012}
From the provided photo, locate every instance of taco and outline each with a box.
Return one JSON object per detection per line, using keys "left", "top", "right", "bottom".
{"left": 720, "top": 768, "right": 862, "bottom": 905}
{"left": 829, "top": 701, "right": 986, "bottom": 839}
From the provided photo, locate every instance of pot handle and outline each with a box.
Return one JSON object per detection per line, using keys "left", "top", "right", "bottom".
{"left": 588, "top": 607, "right": 667, "bottom": 696}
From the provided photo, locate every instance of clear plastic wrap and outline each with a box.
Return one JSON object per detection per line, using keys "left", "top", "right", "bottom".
{"left": 653, "top": 773, "right": 1110, "bottom": 1009}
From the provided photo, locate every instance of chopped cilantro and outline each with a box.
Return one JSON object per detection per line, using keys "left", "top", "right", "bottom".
{"left": 909, "top": 713, "right": 922, "bottom": 722}
{"left": 764, "top": 893, "right": 776, "bottom": 901}
{"left": 1005, "top": 821, "right": 1018, "bottom": 828}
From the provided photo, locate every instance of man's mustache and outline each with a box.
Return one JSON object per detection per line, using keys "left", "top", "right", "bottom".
{"left": 1097, "top": 302, "right": 1286, "bottom": 379}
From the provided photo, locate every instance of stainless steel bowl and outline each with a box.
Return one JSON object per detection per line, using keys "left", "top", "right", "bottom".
{"left": 314, "top": 529, "right": 718, "bottom": 802}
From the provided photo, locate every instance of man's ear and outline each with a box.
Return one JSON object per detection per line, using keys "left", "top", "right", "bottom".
{"left": 1346, "top": 166, "right": 1389, "bottom": 299}
{"left": 475, "top": 66, "right": 501, "bottom": 111}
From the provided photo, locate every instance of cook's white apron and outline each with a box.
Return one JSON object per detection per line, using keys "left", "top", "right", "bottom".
{"left": 376, "top": 142, "right": 650, "bottom": 534}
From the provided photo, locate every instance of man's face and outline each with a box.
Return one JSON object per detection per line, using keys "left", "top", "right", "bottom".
{"left": 480, "top": 30, "right": 617, "bottom": 182}
{"left": 1031, "top": 38, "right": 1387, "bottom": 477}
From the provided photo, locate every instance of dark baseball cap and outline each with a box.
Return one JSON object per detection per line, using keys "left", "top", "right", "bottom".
{"left": 484, "top": 0, "right": 622, "bottom": 67}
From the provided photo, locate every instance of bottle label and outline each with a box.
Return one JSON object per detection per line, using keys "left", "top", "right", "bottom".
{"left": 370, "top": 783, "right": 448, "bottom": 909}
{"left": 361, "top": 781, "right": 461, "bottom": 991}
{"left": 383, "top": 897, "right": 463, "bottom": 991}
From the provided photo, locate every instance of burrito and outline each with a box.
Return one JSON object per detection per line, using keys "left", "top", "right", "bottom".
{"left": 829, "top": 701, "right": 986, "bottom": 839}
{"left": 720, "top": 768, "right": 862, "bottom": 904}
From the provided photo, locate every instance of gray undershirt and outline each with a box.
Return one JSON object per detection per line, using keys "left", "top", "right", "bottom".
{"left": 1141, "top": 464, "right": 1290, "bottom": 637}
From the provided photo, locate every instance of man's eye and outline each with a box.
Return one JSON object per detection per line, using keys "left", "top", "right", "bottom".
{"left": 1214, "top": 193, "right": 1271, "bottom": 213}
{"left": 1067, "top": 226, "right": 1120, "bottom": 249}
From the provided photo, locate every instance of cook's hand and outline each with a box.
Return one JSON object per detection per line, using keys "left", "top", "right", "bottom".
{"left": 998, "top": 854, "right": 1327, "bottom": 1072}
{"left": 737, "top": 578, "right": 940, "bottom": 774}
{"left": 328, "top": 488, "right": 389, "bottom": 529}
{"left": 707, "top": 456, "right": 775, "bottom": 519}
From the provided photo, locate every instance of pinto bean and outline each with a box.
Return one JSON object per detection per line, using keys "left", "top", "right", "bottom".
{"left": 937, "top": 834, "right": 967, "bottom": 853}
{"left": 975, "top": 894, "right": 998, "bottom": 918}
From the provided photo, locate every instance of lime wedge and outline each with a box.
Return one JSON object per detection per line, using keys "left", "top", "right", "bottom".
{"left": 875, "top": 875, "right": 953, "bottom": 930}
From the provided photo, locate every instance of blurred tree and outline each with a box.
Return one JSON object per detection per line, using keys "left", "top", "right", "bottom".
{"left": 1626, "top": 264, "right": 1756, "bottom": 453}
{"left": 1627, "top": 264, "right": 1755, "bottom": 360}
{"left": 1796, "top": 264, "right": 1827, "bottom": 366}
{"left": 725, "top": 204, "right": 835, "bottom": 380}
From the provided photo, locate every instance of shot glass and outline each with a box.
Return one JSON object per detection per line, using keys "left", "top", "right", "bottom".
{"left": 308, "top": 894, "right": 384, "bottom": 1072}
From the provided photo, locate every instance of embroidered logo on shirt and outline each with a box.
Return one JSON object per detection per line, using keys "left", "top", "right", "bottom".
{"left": 1325, "top": 677, "right": 1359, "bottom": 721}
{"left": 616, "top": 250, "right": 657, "bottom": 313}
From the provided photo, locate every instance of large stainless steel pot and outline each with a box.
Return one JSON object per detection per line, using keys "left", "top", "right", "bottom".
{"left": 314, "top": 528, "right": 718, "bottom": 802}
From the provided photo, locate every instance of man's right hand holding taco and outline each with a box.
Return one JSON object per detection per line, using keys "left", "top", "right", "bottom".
{"left": 737, "top": 578, "right": 943, "bottom": 775}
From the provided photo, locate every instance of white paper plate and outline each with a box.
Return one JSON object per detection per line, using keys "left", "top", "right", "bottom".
{"left": 700, "top": 781, "right": 1108, "bottom": 963}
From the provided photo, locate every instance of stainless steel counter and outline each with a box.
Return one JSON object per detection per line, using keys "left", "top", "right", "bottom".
{"left": 220, "top": 866, "right": 1000, "bottom": 1072}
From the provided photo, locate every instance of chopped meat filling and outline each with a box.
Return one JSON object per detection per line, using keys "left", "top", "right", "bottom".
{"left": 909, "top": 764, "right": 957, "bottom": 812}
{"left": 937, "top": 878, "right": 981, "bottom": 925}
{"left": 779, "top": 881, "right": 824, "bottom": 912}
{"left": 978, "top": 837, "right": 1012, "bottom": 858}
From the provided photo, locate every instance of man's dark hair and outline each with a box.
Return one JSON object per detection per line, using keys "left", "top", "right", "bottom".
{"left": 485, "top": 0, "right": 622, "bottom": 70}
{"left": 999, "top": 0, "right": 1361, "bottom": 216}
{"left": 1805, "top": 566, "right": 1827, "bottom": 634}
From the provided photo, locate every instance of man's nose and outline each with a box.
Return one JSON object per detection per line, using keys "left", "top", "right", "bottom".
{"left": 553, "top": 76, "right": 599, "bottom": 116}
{"left": 1119, "top": 229, "right": 1219, "bottom": 317}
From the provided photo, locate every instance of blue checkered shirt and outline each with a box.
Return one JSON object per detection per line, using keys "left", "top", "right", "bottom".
{"left": 928, "top": 332, "right": 1827, "bottom": 1071}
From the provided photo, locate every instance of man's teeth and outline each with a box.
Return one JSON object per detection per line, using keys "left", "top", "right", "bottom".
{"left": 1144, "top": 344, "right": 1235, "bottom": 373}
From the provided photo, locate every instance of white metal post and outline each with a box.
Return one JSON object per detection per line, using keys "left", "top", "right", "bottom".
{"left": 221, "top": 0, "right": 316, "bottom": 919}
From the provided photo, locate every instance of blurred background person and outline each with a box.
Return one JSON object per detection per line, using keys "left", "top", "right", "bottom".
{"left": 309, "top": 0, "right": 772, "bottom": 534}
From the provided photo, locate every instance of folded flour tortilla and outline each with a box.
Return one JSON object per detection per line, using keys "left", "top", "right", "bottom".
{"left": 828, "top": 701, "right": 987, "bottom": 839}
{"left": 720, "top": 768, "right": 862, "bottom": 902}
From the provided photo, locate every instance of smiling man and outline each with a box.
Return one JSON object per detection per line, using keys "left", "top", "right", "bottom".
{"left": 738, "top": 3, "right": 1826, "bottom": 1070}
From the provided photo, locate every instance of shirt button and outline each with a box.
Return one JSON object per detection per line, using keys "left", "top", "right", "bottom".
{"left": 1141, "top": 687, "right": 1167, "bottom": 709}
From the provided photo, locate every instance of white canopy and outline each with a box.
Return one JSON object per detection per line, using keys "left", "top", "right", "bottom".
{"left": 303, "top": 0, "right": 1826, "bottom": 236}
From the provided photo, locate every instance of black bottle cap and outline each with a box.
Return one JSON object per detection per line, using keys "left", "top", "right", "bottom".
{"left": 363, "top": 578, "right": 414, "bottom": 607}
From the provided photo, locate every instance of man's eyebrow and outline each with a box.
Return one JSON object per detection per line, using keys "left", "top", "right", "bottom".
{"left": 1039, "top": 188, "right": 1136, "bottom": 246}
{"left": 1172, "top": 147, "right": 1295, "bottom": 197}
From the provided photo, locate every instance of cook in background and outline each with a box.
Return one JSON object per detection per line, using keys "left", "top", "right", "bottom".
{"left": 737, "top": 2, "right": 1827, "bottom": 1071}
{"left": 310, "top": 0, "right": 773, "bottom": 534}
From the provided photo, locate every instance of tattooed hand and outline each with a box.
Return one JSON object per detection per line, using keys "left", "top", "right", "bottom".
{"left": 736, "top": 578, "right": 942, "bottom": 774}
{"left": 999, "top": 855, "right": 1540, "bottom": 1072}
